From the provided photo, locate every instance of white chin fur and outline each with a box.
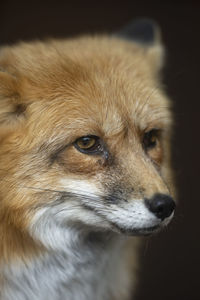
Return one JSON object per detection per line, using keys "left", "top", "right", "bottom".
{"left": 29, "top": 202, "right": 110, "bottom": 251}
{"left": 29, "top": 178, "right": 173, "bottom": 249}
{"left": 29, "top": 179, "right": 109, "bottom": 250}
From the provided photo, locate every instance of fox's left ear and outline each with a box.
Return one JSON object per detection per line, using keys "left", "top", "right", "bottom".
{"left": 116, "top": 19, "right": 164, "bottom": 72}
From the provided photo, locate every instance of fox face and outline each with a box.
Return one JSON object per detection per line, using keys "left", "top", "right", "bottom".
{"left": 0, "top": 21, "right": 175, "bottom": 255}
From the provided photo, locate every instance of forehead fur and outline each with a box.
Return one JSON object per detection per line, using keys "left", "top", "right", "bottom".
{"left": 0, "top": 36, "right": 171, "bottom": 140}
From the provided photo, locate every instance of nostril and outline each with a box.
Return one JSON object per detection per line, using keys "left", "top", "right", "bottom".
{"left": 145, "top": 194, "right": 176, "bottom": 220}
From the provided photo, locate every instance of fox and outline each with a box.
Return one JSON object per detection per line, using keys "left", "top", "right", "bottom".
{"left": 0, "top": 19, "right": 176, "bottom": 300}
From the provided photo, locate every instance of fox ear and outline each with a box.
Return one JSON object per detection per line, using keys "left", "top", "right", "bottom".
{"left": 0, "top": 70, "right": 25, "bottom": 129}
{"left": 116, "top": 18, "right": 164, "bottom": 72}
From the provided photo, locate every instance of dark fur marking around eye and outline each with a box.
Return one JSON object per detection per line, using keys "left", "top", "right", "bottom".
{"left": 49, "top": 144, "right": 70, "bottom": 165}
{"left": 50, "top": 139, "right": 111, "bottom": 168}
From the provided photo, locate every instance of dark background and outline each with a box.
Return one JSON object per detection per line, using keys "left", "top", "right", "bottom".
{"left": 0, "top": 1, "right": 199, "bottom": 299}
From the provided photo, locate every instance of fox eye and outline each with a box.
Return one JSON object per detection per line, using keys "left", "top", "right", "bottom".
{"left": 74, "top": 135, "right": 102, "bottom": 154}
{"left": 143, "top": 129, "right": 160, "bottom": 150}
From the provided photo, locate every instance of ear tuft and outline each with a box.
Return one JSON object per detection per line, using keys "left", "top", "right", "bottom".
{"left": 116, "top": 18, "right": 160, "bottom": 45}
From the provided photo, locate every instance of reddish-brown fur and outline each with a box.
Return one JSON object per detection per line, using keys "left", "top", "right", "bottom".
{"left": 0, "top": 35, "right": 175, "bottom": 299}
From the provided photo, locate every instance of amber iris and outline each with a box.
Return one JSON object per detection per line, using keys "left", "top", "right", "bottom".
{"left": 76, "top": 136, "right": 96, "bottom": 149}
{"left": 74, "top": 135, "right": 102, "bottom": 155}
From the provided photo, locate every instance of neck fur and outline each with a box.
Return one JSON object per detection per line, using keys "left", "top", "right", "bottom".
{"left": 1, "top": 228, "right": 134, "bottom": 300}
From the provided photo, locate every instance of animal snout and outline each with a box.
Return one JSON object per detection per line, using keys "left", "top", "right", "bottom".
{"left": 145, "top": 194, "right": 175, "bottom": 221}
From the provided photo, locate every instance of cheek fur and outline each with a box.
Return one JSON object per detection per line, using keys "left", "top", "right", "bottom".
{"left": 56, "top": 146, "right": 105, "bottom": 176}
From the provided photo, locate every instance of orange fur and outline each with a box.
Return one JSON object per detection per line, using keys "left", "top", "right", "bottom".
{"left": 0, "top": 33, "right": 175, "bottom": 299}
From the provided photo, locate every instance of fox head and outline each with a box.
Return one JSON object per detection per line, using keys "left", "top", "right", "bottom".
{"left": 0, "top": 20, "right": 175, "bottom": 254}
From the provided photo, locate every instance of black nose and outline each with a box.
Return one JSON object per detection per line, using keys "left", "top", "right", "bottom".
{"left": 145, "top": 194, "right": 175, "bottom": 220}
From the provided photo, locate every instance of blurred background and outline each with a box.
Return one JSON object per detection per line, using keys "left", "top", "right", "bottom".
{"left": 0, "top": 1, "right": 199, "bottom": 299}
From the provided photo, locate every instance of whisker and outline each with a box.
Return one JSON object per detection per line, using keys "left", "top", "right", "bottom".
{"left": 0, "top": 174, "right": 98, "bottom": 197}
{"left": 0, "top": 170, "right": 132, "bottom": 204}
{"left": 0, "top": 178, "right": 66, "bottom": 194}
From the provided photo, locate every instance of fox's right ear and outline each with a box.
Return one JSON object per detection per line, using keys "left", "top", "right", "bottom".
{"left": 117, "top": 18, "right": 161, "bottom": 45}
{"left": 116, "top": 19, "right": 164, "bottom": 72}
{"left": 0, "top": 68, "right": 26, "bottom": 130}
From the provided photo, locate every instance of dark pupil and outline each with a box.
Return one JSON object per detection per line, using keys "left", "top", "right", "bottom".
{"left": 82, "top": 137, "right": 91, "bottom": 146}
{"left": 149, "top": 132, "right": 155, "bottom": 145}
{"left": 144, "top": 130, "right": 157, "bottom": 148}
